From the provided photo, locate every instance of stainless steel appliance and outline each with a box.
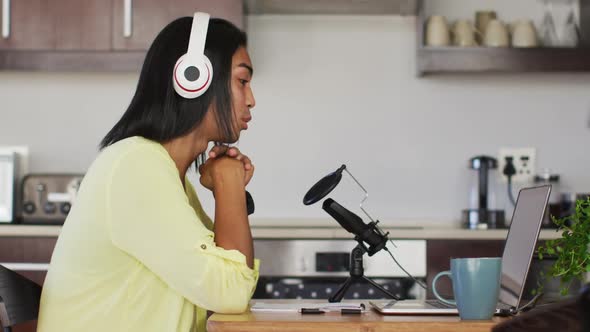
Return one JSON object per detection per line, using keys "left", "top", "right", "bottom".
{"left": 534, "top": 169, "right": 561, "bottom": 228}
{"left": 0, "top": 151, "right": 16, "bottom": 223}
{"left": 21, "top": 174, "right": 84, "bottom": 225}
{"left": 462, "top": 156, "right": 505, "bottom": 229}
{"left": 252, "top": 239, "right": 426, "bottom": 300}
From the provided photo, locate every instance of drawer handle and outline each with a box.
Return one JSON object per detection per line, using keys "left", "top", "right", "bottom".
{"left": 123, "top": 0, "right": 132, "bottom": 38}
{"left": 0, "top": 263, "right": 49, "bottom": 271}
{"left": 1, "top": 0, "right": 10, "bottom": 39}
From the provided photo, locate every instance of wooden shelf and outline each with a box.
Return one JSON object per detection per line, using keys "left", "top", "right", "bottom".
{"left": 244, "top": 0, "right": 417, "bottom": 15}
{"left": 417, "top": 46, "right": 590, "bottom": 75}
{"left": 415, "top": 0, "right": 590, "bottom": 76}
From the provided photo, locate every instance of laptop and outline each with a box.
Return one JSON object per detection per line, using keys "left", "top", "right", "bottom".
{"left": 370, "top": 185, "right": 551, "bottom": 315}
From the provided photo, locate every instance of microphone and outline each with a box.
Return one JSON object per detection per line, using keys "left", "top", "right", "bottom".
{"left": 246, "top": 191, "right": 255, "bottom": 215}
{"left": 322, "top": 198, "right": 388, "bottom": 256}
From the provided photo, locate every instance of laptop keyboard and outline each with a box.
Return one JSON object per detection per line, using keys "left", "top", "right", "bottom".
{"left": 425, "top": 299, "right": 456, "bottom": 309}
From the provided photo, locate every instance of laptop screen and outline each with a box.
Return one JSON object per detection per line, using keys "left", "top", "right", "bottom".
{"left": 499, "top": 185, "right": 551, "bottom": 309}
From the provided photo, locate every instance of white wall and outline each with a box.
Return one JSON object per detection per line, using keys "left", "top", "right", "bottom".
{"left": 1, "top": 12, "right": 589, "bottom": 227}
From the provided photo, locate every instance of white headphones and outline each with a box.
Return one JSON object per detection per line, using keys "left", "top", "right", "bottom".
{"left": 173, "top": 12, "right": 213, "bottom": 99}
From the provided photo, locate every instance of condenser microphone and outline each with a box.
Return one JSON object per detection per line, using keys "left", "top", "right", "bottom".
{"left": 322, "top": 198, "right": 388, "bottom": 256}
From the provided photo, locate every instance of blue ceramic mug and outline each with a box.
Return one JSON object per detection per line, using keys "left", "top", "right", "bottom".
{"left": 432, "top": 257, "right": 502, "bottom": 320}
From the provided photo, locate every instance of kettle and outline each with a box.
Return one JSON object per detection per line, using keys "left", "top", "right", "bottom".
{"left": 462, "top": 155, "right": 505, "bottom": 229}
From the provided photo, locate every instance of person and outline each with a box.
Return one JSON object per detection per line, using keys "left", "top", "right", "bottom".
{"left": 38, "top": 13, "right": 257, "bottom": 332}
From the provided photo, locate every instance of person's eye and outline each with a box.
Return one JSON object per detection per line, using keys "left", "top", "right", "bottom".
{"left": 239, "top": 79, "right": 249, "bottom": 86}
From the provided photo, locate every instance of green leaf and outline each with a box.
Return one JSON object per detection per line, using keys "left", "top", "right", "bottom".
{"left": 541, "top": 198, "right": 590, "bottom": 296}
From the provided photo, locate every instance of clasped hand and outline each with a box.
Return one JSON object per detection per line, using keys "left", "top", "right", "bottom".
{"left": 199, "top": 145, "right": 254, "bottom": 191}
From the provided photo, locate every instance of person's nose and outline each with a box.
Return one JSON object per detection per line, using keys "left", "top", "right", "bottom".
{"left": 246, "top": 87, "right": 256, "bottom": 109}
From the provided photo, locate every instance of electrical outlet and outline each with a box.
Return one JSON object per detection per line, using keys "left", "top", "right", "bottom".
{"left": 498, "top": 147, "right": 536, "bottom": 183}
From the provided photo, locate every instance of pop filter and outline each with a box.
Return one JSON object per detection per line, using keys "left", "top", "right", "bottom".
{"left": 303, "top": 165, "right": 346, "bottom": 205}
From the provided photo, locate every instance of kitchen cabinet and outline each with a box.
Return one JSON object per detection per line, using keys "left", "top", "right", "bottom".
{"left": 0, "top": 0, "right": 243, "bottom": 71}
{"left": 54, "top": 0, "right": 113, "bottom": 50}
{"left": 416, "top": 0, "right": 590, "bottom": 75}
{"left": 0, "top": 236, "right": 56, "bottom": 285}
{"left": 0, "top": 0, "right": 112, "bottom": 50}
{"left": 112, "top": 0, "right": 243, "bottom": 50}
{"left": 0, "top": 236, "right": 56, "bottom": 332}
{"left": 0, "top": 0, "right": 54, "bottom": 50}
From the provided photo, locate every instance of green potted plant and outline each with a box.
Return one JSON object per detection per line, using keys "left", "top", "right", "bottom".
{"left": 536, "top": 197, "right": 590, "bottom": 296}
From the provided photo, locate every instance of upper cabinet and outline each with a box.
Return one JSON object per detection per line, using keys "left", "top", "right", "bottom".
{"left": 0, "top": 0, "right": 54, "bottom": 49}
{"left": 0, "top": 0, "right": 243, "bottom": 71}
{"left": 112, "top": 0, "right": 243, "bottom": 50}
{"left": 0, "top": 0, "right": 112, "bottom": 50}
{"left": 54, "top": 0, "right": 113, "bottom": 50}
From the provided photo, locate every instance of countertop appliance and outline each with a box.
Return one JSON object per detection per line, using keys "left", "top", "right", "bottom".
{"left": 0, "top": 151, "right": 16, "bottom": 223}
{"left": 252, "top": 239, "right": 426, "bottom": 300}
{"left": 534, "top": 169, "right": 561, "bottom": 228}
{"left": 21, "top": 174, "right": 84, "bottom": 225}
{"left": 462, "top": 156, "right": 505, "bottom": 229}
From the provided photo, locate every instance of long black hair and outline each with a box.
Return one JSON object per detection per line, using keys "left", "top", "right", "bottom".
{"left": 100, "top": 16, "right": 247, "bottom": 149}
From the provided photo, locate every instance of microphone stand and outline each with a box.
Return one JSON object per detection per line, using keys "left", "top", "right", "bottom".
{"left": 329, "top": 241, "right": 400, "bottom": 303}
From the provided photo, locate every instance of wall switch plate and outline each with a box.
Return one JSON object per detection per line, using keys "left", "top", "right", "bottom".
{"left": 498, "top": 147, "right": 536, "bottom": 183}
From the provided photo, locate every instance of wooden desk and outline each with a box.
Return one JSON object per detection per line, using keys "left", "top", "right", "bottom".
{"left": 207, "top": 300, "right": 506, "bottom": 332}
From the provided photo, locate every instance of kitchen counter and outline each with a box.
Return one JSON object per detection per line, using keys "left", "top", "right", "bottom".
{"left": 0, "top": 223, "right": 563, "bottom": 240}
{"left": 208, "top": 299, "right": 507, "bottom": 332}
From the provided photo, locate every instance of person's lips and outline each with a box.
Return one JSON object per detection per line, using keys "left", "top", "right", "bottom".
{"left": 241, "top": 115, "right": 252, "bottom": 129}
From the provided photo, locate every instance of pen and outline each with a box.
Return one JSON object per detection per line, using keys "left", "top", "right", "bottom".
{"left": 299, "top": 308, "right": 326, "bottom": 314}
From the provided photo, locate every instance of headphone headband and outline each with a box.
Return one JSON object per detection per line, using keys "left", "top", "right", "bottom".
{"left": 186, "top": 12, "right": 210, "bottom": 65}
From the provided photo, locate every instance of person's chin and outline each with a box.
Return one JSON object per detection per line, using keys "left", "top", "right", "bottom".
{"left": 219, "top": 132, "right": 240, "bottom": 144}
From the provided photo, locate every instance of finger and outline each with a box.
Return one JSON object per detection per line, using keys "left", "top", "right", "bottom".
{"left": 241, "top": 155, "right": 253, "bottom": 170}
{"left": 227, "top": 147, "right": 240, "bottom": 157}
{"left": 209, "top": 145, "right": 229, "bottom": 158}
{"left": 244, "top": 164, "right": 255, "bottom": 185}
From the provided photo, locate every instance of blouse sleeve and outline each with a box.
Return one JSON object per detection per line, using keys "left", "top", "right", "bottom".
{"left": 185, "top": 180, "right": 215, "bottom": 232}
{"left": 106, "top": 147, "right": 259, "bottom": 313}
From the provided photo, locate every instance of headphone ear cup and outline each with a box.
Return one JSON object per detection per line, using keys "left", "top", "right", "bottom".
{"left": 172, "top": 54, "right": 213, "bottom": 99}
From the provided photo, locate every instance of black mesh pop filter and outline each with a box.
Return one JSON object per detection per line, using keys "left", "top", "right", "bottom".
{"left": 303, "top": 165, "right": 346, "bottom": 205}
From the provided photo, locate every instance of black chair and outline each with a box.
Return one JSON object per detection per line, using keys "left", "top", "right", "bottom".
{"left": 0, "top": 264, "right": 42, "bottom": 332}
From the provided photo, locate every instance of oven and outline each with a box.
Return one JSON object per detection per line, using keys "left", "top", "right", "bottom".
{"left": 252, "top": 239, "right": 427, "bottom": 300}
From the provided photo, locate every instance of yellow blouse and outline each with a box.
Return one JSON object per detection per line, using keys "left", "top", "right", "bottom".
{"left": 38, "top": 136, "right": 259, "bottom": 332}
